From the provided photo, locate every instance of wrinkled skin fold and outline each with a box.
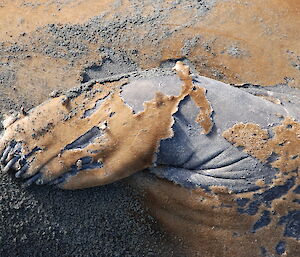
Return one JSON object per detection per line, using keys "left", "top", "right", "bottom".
{"left": 0, "top": 62, "right": 299, "bottom": 257}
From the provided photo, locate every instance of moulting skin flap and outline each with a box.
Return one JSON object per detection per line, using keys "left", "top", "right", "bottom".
{"left": 189, "top": 86, "right": 213, "bottom": 134}
{"left": 172, "top": 62, "right": 214, "bottom": 135}
{"left": 222, "top": 117, "right": 300, "bottom": 173}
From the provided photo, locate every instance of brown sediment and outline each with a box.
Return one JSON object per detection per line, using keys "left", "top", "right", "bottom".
{"left": 177, "top": 0, "right": 300, "bottom": 87}
{"left": 131, "top": 0, "right": 300, "bottom": 87}
{"left": 0, "top": 0, "right": 113, "bottom": 41}
{"left": 222, "top": 117, "right": 300, "bottom": 173}
{"left": 1, "top": 0, "right": 300, "bottom": 117}
{"left": 1, "top": 49, "right": 105, "bottom": 110}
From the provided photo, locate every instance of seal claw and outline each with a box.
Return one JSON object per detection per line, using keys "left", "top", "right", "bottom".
{"left": 15, "top": 163, "right": 29, "bottom": 178}
{"left": 0, "top": 143, "right": 14, "bottom": 164}
{"left": 3, "top": 155, "right": 20, "bottom": 172}
{"left": 48, "top": 176, "right": 66, "bottom": 186}
{"left": 6, "top": 142, "right": 22, "bottom": 164}
{"left": 24, "top": 173, "right": 42, "bottom": 187}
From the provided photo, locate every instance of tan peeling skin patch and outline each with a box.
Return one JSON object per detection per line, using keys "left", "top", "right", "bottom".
{"left": 189, "top": 86, "right": 213, "bottom": 134}
{"left": 172, "top": 62, "right": 214, "bottom": 135}
{"left": 223, "top": 118, "right": 300, "bottom": 173}
{"left": 256, "top": 95, "right": 282, "bottom": 105}
{"left": 222, "top": 123, "right": 272, "bottom": 162}
{"left": 268, "top": 117, "right": 300, "bottom": 172}
{"left": 1, "top": 76, "right": 179, "bottom": 188}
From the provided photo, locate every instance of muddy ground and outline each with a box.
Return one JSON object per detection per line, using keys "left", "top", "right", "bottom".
{"left": 0, "top": 0, "right": 300, "bottom": 256}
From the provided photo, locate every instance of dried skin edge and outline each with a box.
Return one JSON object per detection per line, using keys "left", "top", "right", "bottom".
{"left": 190, "top": 86, "right": 214, "bottom": 134}
{"left": 173, "top": 62, "right": 214, "bottom": 135}
{"left": 256, "top": 95, "right": 282, "bottom": 105}
{"left": 222, "top": 123, "right": 272, "bottom": 162}
{"left": 222, "top": 118, "right": 300, "bottom": 172}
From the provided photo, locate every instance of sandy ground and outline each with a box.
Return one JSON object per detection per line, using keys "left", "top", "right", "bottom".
{"left": 0, "top": 172, "right": 186, "bottom": 257}
{"left": 0, "top": 0, "right": 300, "bottom": 256}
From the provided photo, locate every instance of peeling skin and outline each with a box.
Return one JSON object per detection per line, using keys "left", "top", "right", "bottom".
{"left": 216, "top": 117, "right": 300, "bottom": 256}
{"left": 256, "top": 95, "right": 282, "bottom": 105}
{"left": 189, "top": 86, "right": 213, "bottom": 134}
{"left": 222, "top": 123, "right": 272, "bottom": 162}
{"left": 269, "top": 118, "right": 300, "bottom": 173}
{"left": 223, "top": 117, "right": 300, "bottom": 172}
{"left": 172, "top": 62, "right": 214, "bottom": 135}
{"left": 1, "top": 77, "right": 176, "bottom": 188}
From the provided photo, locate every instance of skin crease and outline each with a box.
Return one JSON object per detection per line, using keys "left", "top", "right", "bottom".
{"left": 0, "top": 63, "right": 299, "bottom": 257}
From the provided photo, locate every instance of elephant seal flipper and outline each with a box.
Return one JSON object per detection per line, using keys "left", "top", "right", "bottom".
{"left": 0, "top": 62, "right": 299, "bottom": 257}
{"left": 0, "top": 61, "right": 298, "bottom": 191}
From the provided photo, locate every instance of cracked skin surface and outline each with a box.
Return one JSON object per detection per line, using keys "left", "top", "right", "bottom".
{"left": 1, "top": 62, "right": 300, "bottom": 256}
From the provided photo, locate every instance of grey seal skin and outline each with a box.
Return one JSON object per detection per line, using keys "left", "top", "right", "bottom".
{"left": 0, "top": 63, "right": 299, "bottom": 256}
